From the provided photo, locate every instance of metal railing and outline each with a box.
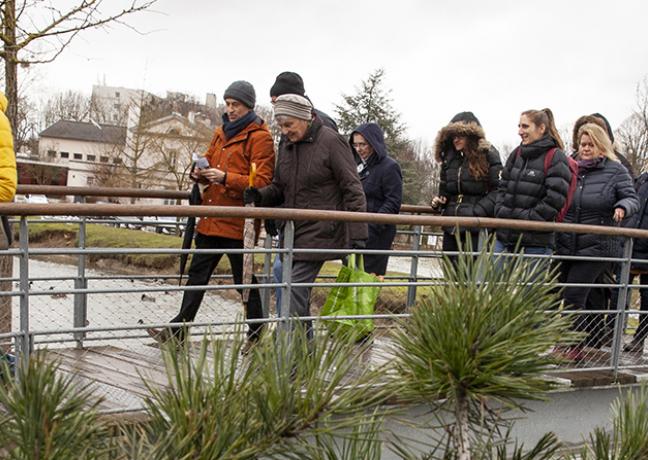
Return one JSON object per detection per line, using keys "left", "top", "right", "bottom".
{"left": 4, "top": 185, "right": 648, "bottom": 379}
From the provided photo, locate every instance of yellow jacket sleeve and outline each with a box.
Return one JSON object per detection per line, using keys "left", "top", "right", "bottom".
{"left": 0, "top": 91, "right": 18, "bottom": 202}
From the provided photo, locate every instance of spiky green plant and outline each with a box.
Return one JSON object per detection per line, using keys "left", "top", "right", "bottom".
{"left": 128, "top": 325, "right": 390, "bottom": 459}
{"left": 0, "top": 353, "right": 104, "bottom": 460}
{"left": 577, "top": 384, "right": 648, "bottom": 459}
{"left": 390, "top": 243, "right": 575, "bottom": 459}
{"left": 276, "top": 412, "right": 382, "bottom": 460}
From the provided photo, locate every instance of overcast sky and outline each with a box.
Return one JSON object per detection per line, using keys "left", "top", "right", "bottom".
{"left": 30, "top": 0, "right": 648, "bottom": 153}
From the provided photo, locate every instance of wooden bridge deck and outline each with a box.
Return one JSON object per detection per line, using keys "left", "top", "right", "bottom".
{"left": 40, "top": 338, "right": 648, "bottom": 419}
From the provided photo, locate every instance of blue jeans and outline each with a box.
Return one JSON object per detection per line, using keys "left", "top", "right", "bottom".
{"left": 494, "top": 240, "right": 553, "bottom": 281}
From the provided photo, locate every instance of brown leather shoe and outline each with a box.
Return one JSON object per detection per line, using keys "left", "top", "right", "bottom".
{"left": 145, "top": 327, "right": 173, "bottom": 344}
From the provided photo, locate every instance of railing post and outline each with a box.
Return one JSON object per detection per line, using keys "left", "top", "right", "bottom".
{"left": 261, "top": 233, "right": 273, "bottom": 318}
{"left": 611, "top": 237, "right": 634, "bottom": 377}
{"left": 279, "top": 221, "right": 294, "bottom": 332}
{"left": 406, "top": 225, "right": 422, "bottom": 308}
{"left": 17, "top": 217, "right": 30, "bottom": 367}
{"left": 476, "top": 228, "right": 489, "bottom": 283}
{"left": 73, "top": 195, "right": 88, "bottom": 348}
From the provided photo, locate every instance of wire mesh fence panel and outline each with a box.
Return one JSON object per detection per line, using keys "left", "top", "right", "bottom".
{"left": 9, "top": 256, "right": 250, "bottom": 348}
{"left": 549, "top": 309, "right": 648, "bottom": 370}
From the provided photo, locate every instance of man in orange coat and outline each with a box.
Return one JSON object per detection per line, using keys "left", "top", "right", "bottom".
{"left": 152, "top": 80, "right": 275, "bottom": 345}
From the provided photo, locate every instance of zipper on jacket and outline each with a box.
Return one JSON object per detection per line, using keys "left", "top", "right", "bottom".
{"left": 512, "top": 156, "right": 528, "bottom": 203}
{"left": 455, "top": 153, "right": 463, "bottom": 215}
{"left": 571, "top": 173, "right": 585, "bottom": 254}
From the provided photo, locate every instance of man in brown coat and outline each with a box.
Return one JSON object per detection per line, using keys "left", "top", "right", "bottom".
{"left": 244, "top": 94, "right": 367, "bottom": 337}
{"left": 149, "top": 80, "right": 275, "bottom": 345}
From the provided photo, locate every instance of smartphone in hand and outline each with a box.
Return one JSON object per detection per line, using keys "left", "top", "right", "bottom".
{"left": 192, "top": 153, "right": 210, "bottom": 170}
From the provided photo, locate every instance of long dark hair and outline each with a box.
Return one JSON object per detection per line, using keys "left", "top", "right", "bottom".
{"left": 461, "top": 136, "right": 489, "bottom": 179}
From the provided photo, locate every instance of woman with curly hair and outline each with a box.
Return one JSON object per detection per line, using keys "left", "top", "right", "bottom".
{"left": 431, "top": 112, "right": 502, "bottom": 261}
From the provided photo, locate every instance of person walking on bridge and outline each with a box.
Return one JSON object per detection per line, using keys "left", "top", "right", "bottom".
{"left": 431, "top": 112, "right": 502, "bottom": 262}
{"left": 267, "top": 71, "right": 339, "bottom": 315}
{"left": 556, "top": 123, "right": 638, "bottom": 360}
{"left": 350, "top": 122, "right": 402, "bottom": 278}
{"left": 148, "top": 81, "right": 275, "bottom": 348}
{"left": 244, "top": 94, "right": 367, "bottom": 338}
{"left": 0, "top": 90, "right": 17, "bottom": 373}
{"left": 495, "top": 108, "right": 571, "bottom": 257}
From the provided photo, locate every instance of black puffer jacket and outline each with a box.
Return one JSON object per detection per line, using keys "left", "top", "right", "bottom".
{"left": 435, "top": 121, "right": 502, "bottom": 225}
{"left": 495, "top": 136, "right": 571, "bottom": 248}
{"left": 557, "top": 157, "right": 638, "bottom": 257}
{"left": 628, "top": 173, "right": 648, "bottom": 270}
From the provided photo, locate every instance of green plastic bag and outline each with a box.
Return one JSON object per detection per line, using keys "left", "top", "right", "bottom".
{"left": 320, "top": 254, "right": 380, "bottom": 339}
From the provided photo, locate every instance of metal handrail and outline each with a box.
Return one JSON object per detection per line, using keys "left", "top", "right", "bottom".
{"left": 15, "top": 184, "right": 436, "bottom": 214}
{"left": 3, "top": 201, "right": 648, "bottom": 239}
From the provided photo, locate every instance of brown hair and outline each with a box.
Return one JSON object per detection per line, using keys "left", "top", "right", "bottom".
{"left": 521, "top": 108, "right": 565, "bottom": 150}
{"left": 577, "top": 123, "right": 617, "bottom": 161}
{"left": 572, "top": 115, "right": 608, "bottom": 151}
{"left": 462, "top": 135, "right": 489, "bottom": 179}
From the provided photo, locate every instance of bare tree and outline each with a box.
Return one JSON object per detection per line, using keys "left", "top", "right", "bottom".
{"left": 13, "top": 93, "right": 38, "bottom": 152}
{"left": 146, "top": 124, "right": 212, "bottom": 195}
{"left": 617, "top": 76, "right": 648, "bottom": 174}
{"left": 0, "top": 0, "right": 157, "bottom": 136}
{"left": 42, "top": 90, "right": 91, "bottom": 127}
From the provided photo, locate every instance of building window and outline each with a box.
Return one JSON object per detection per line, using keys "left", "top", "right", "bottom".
{"left": 74, "top": 153, "right": 83, "bottom": 160}
{"left": 47, "top": 150, "right": 56, "bottom": 158}
{"left": 87, "top": 154, "right": 96, "bottom": 162}
{"left": 115, "top": 91, "right": 120, "bottom": 98}
{"left": 100, "top": 156, "right": 109, "bottom": 163}
{"left": 60, "top": 152, "right": 69, "bottom": 159}
{"left": 87, "top": 176, "right": 95, "bottom": 186}
{"left": 113, "top": 158, "right": 123, "bottom": 165}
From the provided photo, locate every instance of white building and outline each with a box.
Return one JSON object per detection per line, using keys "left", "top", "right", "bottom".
{"left": 38, "top": 120, "right": 126, "bottom": 187}
{"left": 34, "top": 114, "right": 212, "bottom": 203}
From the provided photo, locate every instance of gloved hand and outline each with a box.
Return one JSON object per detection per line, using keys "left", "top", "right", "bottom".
{"left": 351, "top": 239, "right": 366, "bottom": 250}
{"left": 243, "top": 187, "right": 262, "bottom": 205}
{"left": 264, "top": 219, "right": 278, "bottom": 237}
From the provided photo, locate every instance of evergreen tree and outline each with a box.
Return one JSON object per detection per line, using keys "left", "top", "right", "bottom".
{"left": 335, "top": 69, "right": 434, "bottom": 204}
{"left": 335, "top": 68, "right": 407, "bottom": 151}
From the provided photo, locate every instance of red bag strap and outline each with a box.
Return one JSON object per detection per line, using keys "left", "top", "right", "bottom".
{"left": 543, "top": 147, "right": 558, "bottom": 174}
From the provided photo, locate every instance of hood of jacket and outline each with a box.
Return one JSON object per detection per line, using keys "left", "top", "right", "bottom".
{"left": 434, "top": 121, "right": 491, "bottom": 162}
{"left": 591, "top": 112, "right": 615, "bottom": 143}
{"left": 0, "top": 92, "right": 7, "bottom": 114}
{"left": 350, "top": 122, "right": 388, "bottom": 161}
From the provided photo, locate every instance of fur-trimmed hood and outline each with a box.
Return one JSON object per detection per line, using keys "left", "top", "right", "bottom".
{"left": 434, "top": 121, "right": 491, "bottom": 163}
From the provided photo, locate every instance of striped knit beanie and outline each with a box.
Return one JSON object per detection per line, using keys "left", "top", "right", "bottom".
{"left": 273, "top": 94, "right": 312, "bottom": 121}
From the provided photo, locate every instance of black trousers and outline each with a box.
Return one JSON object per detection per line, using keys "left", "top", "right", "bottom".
{"left": 442, "top": 231, "right": 480, "bottom": 268}
{"left": 171, "top": 233, "right": 264, "bottom": 340}
{"left": 560, "top": 260, "right": 611, "bottom": 347}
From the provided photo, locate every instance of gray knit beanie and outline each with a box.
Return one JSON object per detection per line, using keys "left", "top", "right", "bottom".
{"left": 273, "top": 94, "right": 312, "bottom": 121}
{"left": 223, "top": 80, "right": 256, "bottom": 109}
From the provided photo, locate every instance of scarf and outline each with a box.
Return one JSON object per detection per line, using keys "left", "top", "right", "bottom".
{"left": 222, "top": 110, "right": 257, "bottom": 140}
{"left": 577, "top": 156, "right": 604, "bottom": 171}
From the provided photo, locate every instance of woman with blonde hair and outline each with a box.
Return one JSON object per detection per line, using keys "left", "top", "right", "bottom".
{"left": 556, "top": 123, "right": 639, "bottom": 360}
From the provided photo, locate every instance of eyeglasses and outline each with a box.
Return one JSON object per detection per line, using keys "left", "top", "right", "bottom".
{"left": 352, "top": 142, "right": 369, "bottom": 149}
